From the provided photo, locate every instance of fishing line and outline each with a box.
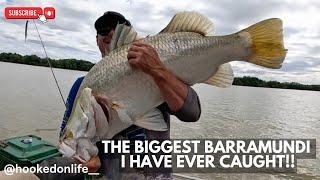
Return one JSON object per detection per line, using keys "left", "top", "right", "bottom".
{"left": 30, "top": 19, "right": 66, "bottom": 107}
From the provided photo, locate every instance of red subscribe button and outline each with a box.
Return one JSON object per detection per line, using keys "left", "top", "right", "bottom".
{"left": 4, "top": 7, "right": 55, "bottom": 19}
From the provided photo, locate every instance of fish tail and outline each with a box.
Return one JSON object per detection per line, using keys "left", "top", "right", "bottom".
{"left": 240, "top": 18, "right": 287, "bottom": 69}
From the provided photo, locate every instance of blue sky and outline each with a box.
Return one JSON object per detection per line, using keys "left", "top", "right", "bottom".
{"left": 0, "top": 0, "right": 319, "bottom": 84}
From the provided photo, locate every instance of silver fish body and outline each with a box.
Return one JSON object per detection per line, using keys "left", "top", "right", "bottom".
{"left": 81, "top": 32, "right": 248, "bottom": 122}
{"left": 60, "top": 12, "right": 286, "bottom": 162}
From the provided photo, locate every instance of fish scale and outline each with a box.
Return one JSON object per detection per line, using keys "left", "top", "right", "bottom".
{"left": 60, "top": 12, "right": 286, "bottom": 162}
{"left": 80, "top": 32, "right": 248, "bottom": 119}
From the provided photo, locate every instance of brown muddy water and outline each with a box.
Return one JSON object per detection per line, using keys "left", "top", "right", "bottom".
{"left": 0, "top": 62, "right": 319, "bottom": 179}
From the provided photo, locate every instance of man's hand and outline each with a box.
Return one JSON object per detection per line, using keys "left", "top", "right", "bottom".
{"left": 127, "top": 41, "right": 166, "bottom": 77}
{"left": 127, "top": 40, "right": 188, "bottom": 112}
{"left": 82, "top": 155, "right": 101, "bottom": 173}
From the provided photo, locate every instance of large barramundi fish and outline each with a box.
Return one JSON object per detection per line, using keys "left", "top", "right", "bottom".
{"left": 59, "top": 12, "right": 287, "bottom": 162}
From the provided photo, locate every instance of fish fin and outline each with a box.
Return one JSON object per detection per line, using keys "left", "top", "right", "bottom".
{"left": 110, "top": 23, "right": 124, "bottom": 51}
{"left": 160, "top": 11, "right": 214, "bottom": 35}
{"left": 104, "top": 108, "right": 133, "bottom": 139}
{"left": 239, "top": 18, "right": 287, "bottom": 69}
{"left": 134, "top": 109, "right": 168, "bottom": 131}
{"left": 116, "top": 109, "right": 133, "bottom": 124}
{"left": 204, "top": 63, "right": 234, "bottom": 87}
{"left": 110, "top": 23, "right": 137, "bottom": 51}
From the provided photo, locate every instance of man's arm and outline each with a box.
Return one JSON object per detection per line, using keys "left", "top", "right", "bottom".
{"left": 127, "top": 41, "right": 201, "bottom": 121}
{"left": 170, "top": 86, "right": 201, "bottom": 122}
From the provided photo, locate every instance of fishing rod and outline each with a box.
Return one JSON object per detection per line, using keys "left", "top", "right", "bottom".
{"left": 26, "top": 20, "right": 66, "bottom": 108}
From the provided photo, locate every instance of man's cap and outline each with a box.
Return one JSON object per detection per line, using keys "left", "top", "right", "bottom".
{"left": 95, "top": 11, "right": 131, "bottom": 36}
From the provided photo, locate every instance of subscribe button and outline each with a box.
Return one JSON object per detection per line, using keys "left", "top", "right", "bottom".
{"left": 4, "top": 7, "right": 55, "bottom": 19}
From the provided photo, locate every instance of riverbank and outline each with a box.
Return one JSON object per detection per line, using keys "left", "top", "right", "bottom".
{"left": 1, "top": 52, "right": 319, "bottom": 91}
{"left": 0, "top": 52, "right": 94, "bottom": 71}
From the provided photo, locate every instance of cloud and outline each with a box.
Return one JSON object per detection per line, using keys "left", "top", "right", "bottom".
{"left": 281, "top": 57, "right": 320, "bottom": 72}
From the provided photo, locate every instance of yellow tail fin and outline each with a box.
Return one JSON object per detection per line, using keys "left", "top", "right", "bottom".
{"left": 240, "top": 18, "right": 287, "bottom": 69}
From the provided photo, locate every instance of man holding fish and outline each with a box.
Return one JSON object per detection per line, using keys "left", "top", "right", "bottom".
{"left": 44, "top": 11, "right": 201, "bottom": 180}
{"left": 24, "top": 6, "right": 287, "bottom": 179}
{"left": 90, "top": 11, "right": 202, "bottom": 179}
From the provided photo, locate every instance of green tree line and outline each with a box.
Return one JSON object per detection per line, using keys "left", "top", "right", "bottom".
{"left": 233, "top": 77, "right": 320, "bottom": 91}
{"left": 1, "top": 52, "right": 319, "bottom": 91}
{"left": 0, "top": 52, "right": 94, "bottom": 71}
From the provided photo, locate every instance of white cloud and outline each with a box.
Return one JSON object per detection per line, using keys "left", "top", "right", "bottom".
{"left": 0, "top": 0, "right": 319, "bottom": 84}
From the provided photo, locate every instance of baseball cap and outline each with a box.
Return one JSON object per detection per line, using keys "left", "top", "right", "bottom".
{"left": 94, "top": 11, "right": 131, "bottom": 36}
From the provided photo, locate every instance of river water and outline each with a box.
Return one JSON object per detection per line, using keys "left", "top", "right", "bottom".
{"left": 0, "top": 62, "right": 319, "bottom": 179}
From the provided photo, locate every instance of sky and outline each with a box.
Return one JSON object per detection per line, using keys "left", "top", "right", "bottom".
{"left": 0, "top": 0, "right": 319, "bottom": 84}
